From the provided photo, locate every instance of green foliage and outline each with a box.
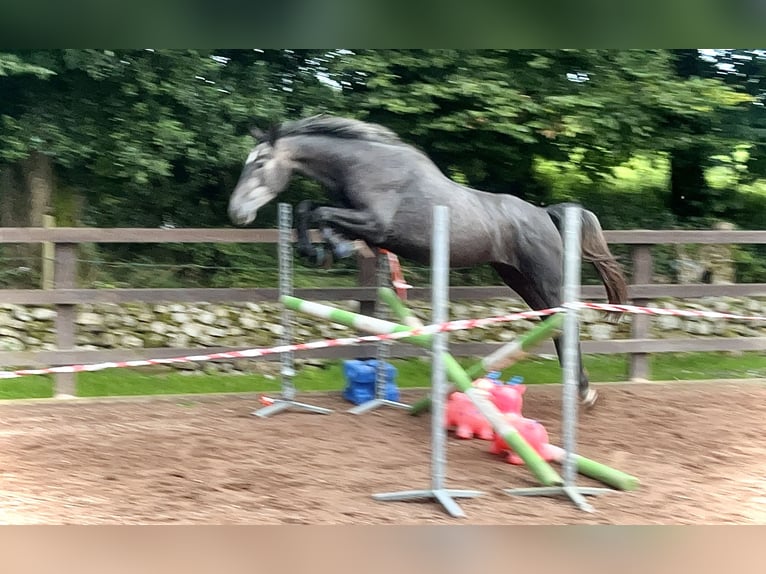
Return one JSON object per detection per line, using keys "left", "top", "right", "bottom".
{"left": 321, "top": 49, "right": 754, "bottom": 205}
{"left": 1, "top": 49, "right": 764, "bottom": 287}
{"left": 0, "top": 54, "right": 55, "bottom": 78}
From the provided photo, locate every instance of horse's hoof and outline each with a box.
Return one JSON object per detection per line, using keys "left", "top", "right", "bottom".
{"left": 580, "top": 388, "right": 598, "bottom": 410}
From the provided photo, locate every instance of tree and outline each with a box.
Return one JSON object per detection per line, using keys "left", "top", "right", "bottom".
{"left": 322, "top": 49, "right": 753, "bottom": 212}
{"left": 0, "top": 49, "right": 344, "bottom": 286}
{"left": 695, "top": 49, "right": 766, "bottom": 183}
{"left": 0, "top": 49, "right": 299, "bottom": 227}
{"left": 0, "top": 52, "right": 57, "bottom": 228}
{"left": 2, "top": 49, "right": 760, "bottom": 287}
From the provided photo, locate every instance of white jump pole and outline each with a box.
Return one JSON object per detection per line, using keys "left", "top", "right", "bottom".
{"left": 372, "top": 205, "right": 483, "bottom": 517}
{"left": 252, "top": 202, "right": 333, "bottom": 417}
{"left": 503, "top": 203, "right": 611, "bottom": 511}
{"left": 348, "top": 247, "right": 410, "bottom": 414}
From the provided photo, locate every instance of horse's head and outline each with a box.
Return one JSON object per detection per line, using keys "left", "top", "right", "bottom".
{"left": 228, "top": 127, "right": 293, "bottom": 226}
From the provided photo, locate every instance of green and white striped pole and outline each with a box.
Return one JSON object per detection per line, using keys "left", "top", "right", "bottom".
{"left": 282, "top": 295, "right": 433, "bottom": 346}
{"left": 282, "top": 294, "right": 564, "bottom": 488}
{"left": 546, "top": 446, "right": 639, "bottom": 491}
{"left": 464, "top": 312, "right": 565, "bottom": 377}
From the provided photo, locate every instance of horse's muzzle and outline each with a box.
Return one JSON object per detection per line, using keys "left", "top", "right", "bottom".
{"left": 228, "top": 203, "right": 255, "bottom": 226}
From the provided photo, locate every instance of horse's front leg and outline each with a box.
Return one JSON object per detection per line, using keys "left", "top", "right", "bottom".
{"left": 312, "top": 206, "right": 387, "bottom": 254}
{"left": 295, "top": 201, "right": 378, "bottom": 267}
{"left": 295, "top": 200, "right": 332, "bottom": 266}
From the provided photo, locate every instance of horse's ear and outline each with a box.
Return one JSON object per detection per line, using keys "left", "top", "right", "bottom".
{"left": 249, "top": 126, "right": 265, "bottom": 141}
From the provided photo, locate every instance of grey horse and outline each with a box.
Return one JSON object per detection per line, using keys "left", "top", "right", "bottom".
{"left": 228, "top": 115, "right": 628, "bottom": 408}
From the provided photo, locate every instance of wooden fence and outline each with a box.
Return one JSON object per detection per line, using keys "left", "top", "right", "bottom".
{"left": 1, "top": 227, "right": 765, "bottom": 396}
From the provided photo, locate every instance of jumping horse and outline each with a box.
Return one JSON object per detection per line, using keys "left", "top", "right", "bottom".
{"left": 228, "top": 114, "right": 628, "bottom": 408}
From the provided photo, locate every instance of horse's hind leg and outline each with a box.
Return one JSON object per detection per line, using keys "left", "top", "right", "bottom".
{"left": 552, "top": 335, "right": 598, "bottom": 408}
{"left": 490, "top": 262, "right": 598, "bottom": 409}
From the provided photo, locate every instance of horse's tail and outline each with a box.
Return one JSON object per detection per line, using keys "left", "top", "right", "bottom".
{"left": 545, "top": 202, "right": 629, "bottom": 320}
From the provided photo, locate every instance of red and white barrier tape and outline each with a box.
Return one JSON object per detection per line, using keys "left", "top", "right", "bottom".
{"left": 572, "top": 301, "right": 764, "bottom": 322}
{"left": 0, "top": 301, "right": 762, "bottom": 381}
{"left": 0, "top": 308, "right": 561, "bottom": 380}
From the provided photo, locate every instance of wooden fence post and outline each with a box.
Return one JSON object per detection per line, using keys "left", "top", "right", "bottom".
{"left": 629, "top": 245, "right": 653, "bottom": 381}
{"left": 356, "top": 242, "right": 378, "bottom": 317}
{"left": 41, "top": 214, "right": 55, "bottom": 290}
{"left": 53, "top": 242, "right": 77, "bottom": 398}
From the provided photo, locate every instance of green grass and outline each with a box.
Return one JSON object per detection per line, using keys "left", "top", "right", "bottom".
{"left": 1, "top": 351, "right": 764, "bottom": 401}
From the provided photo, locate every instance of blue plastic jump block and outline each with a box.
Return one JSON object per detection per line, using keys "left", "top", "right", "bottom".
{"left": 342, "top": 359, "right": 400, "bottom": 405}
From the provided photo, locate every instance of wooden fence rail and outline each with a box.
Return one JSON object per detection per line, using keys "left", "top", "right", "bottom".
{"left": 1, "top": 227, "right": 765, "bottom": 397}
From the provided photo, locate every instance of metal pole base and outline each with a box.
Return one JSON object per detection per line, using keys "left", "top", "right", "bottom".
{"left": 372, "top": 488, "right": 484, "bottom": 518}
{"left": 252, "top": 398, "right": 334, "bottom": 418}
{"left": 347, "top": 398, "right": 410, "bottom": 415}
{"left": 503, "top": 485, "right": 612, "bottom": 513}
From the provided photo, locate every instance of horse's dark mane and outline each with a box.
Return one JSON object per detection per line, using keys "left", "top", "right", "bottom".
{"left": 273, "top": 115, "right": 405, "bottom": 147}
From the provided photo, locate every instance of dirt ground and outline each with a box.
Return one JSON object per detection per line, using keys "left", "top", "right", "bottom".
{"left": 1, "top": 381, "right": 765, "bottom": 525}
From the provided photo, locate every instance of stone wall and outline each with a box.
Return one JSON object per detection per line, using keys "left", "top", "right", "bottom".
{"left": 0, "top": 296, "right": 764, "bottom": 372}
